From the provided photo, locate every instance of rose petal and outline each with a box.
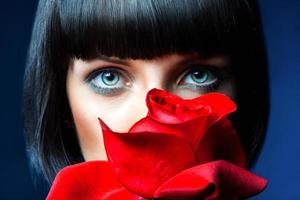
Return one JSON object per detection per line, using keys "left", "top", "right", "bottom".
{"left": 146, "top": 88, "right": 210, "bottom": 124}
{"left": 128, "top": 116, "right": 210, "bottom": 150}
{"left": 46, "top": 161, "right": 141, "bottom": 200}
{"left": 154, "top": 170, "right": 214, "bottom": 199}
{"left": 195, "top": 119, "right": 246, "bottom": 167}
{"left": 155, "top": 160, "right": 268, "bottom": 200}
{"left": 146, "top": 88, "right": 236, "bottom": 125}
{"left": 192, "top": 92, "right": 237, "bottom": 122}
{"left": 129, "top": 104, "right": 237, "bottom": 152}
{"left": 99, "top": 118, "right": 197, "bottom": 198}
{"left": 197, "top": 160, "right": 268, "bottom": 200}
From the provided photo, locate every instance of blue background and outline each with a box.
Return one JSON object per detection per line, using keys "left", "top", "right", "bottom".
{"left": 0, "top": 0, "right": 299, "bottom": 199}
{"left": 252, "top": 0, "right": 300, "bottom": 199}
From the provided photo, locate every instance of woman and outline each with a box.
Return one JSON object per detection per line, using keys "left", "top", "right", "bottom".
{"left": 23, "top": 0, "right": 269, "bottom": 199}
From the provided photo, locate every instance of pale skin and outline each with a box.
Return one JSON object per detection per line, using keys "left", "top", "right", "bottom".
{"left": 66, "top": 53, "right": 236, "bottom": 161}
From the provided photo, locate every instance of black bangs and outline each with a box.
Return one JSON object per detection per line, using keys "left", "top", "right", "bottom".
{"left": 56, "top": 0, "right": 255, "bottom": 60}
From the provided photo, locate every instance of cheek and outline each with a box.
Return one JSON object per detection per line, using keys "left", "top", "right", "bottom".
{"left": 66, "top": 71, "right": 107, "bottom": 161}
{"left": 66, "top": 73, "right": 149, "bottom": 161}
{"left": 174, "top": 78, "right": 236, "bottom": 100}
{"left": 218, "top": 78, "right": 237, "bottom": 101}
{"left": 69, "top": 93, "right": 107, "bottom": 161}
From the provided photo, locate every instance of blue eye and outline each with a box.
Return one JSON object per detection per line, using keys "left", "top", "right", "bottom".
{"left": 95, "top": 70, "right": 119, "bottom": 86}
{"left": 86, "top": 68, "right": 131, "bottom": 95}
{"left": 179, "top": 67, "right": 219, "bottom": 91}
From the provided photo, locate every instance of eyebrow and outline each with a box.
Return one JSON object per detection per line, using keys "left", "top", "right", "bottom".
{"left": 174, "top": 55, "right": 205, "bottom": 67}
{"left": 95, "top": 53, "right": 229, "bottom": 68}
{"left": 174, "top": 54, "right": 230, "bottom": 69}
{"left": 96, "top": 55, "right": 129, "bottom": 65}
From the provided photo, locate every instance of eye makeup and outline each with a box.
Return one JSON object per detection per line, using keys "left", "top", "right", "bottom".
{"left": 176, "top": 64, "right": 229, "bottom": 93}
{"left": 85, "top": 65, "right": 230, "bottom": 96}
{"left": 82, "top": 54, "right": 232, "bottom": 97}
{"left": 85, "top": 67, "right": 132, "bottom": 96}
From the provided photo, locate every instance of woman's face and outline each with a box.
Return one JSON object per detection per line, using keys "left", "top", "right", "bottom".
{"left": 66, "top": 53, "right": 236, "bottom": 161}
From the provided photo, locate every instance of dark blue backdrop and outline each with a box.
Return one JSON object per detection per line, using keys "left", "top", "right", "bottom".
{"left": 252, "top": 0, "right": 300, "bottom": 199}
{"left": 0, "top": 0, "right": 299, "bottom": 199}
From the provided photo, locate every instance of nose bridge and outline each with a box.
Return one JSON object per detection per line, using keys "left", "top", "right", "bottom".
{"left": 132, "top": 77, "right": 166, "bottom": 122}
{"left": 127, "top": 90, "right": 149, "bottom": 125}
{"left": 141, "top": 62, "right": 169, "bottom": 91}
{"left": 129, "top": 60, "right": 172, "bottom": 122}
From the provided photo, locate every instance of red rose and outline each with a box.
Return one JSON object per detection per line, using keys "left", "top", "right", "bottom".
{"left": 46, "top": 88, "right": 267, "bottom": 200}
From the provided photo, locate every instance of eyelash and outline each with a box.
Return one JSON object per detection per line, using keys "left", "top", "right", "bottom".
{"left": 85, "top": 65, "right": 225, "bottom": 96}
{"left": 85, "top": 67, "right": 129, "bottom": 96}
{"left": 177, "top": 65, "right": 223, "bottom": 93}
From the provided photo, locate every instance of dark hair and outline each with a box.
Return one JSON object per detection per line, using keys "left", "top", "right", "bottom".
{"left": 23, "top": 0, "right": 269, "bottom": 186}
